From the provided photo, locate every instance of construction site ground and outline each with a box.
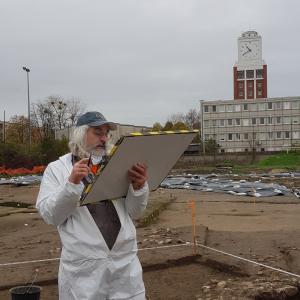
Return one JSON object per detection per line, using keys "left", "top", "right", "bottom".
{"left": 0, "top": 183, "right": 300, "bottom": 299}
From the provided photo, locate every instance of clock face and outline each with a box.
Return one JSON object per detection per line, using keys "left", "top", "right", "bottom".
{"left": 240, "top": 41, "right": 261, "bottom": 60}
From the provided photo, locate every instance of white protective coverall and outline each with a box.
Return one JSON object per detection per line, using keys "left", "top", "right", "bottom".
{"left": 36, "top": 153, "right": 149, "bottom": 300}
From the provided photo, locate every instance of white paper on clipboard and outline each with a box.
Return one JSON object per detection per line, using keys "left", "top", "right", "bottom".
{"left": 80, "top": 131, "right": 197, "bottom": 205}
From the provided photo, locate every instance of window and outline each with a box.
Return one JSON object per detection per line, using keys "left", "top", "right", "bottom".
{"left": 236, "top": 133, "right": 240, "bottom": 140}
{"left": 220, "top": 149, "right": 225, "bottom": 153}
{"left": 219, "top": 119, "right": 225, "bottom": 126}
{"left": 239, "top": 91, "right": 243, "bottom": 97}
{"left": 252, "top": 118, "right": 256, "bottom": 125}
{"left": 257, "top": 82, "right": 263, "bottom": 88}
{"left": 219, "top": 134, "right": 225, "bottom": 141}
{"left": 218, "top": 105, "right": 225, "bottom": 112}
{"left": 253, "top": 133, "right": 256, "bottom": 140}
{"left": 228, "top": 133, "right": 233, "bottom": 141}
{"left": 292, "top": 132, "right": 299, "bottom": 139}
{"left": 258, "top": 90, "right": 263, "bottom": 96}
{"left": 245, "top": 148, "right": 248, "bottom": 152}
{"left": 248, "top": 81, "right": 253, "bottom": 87}
{"left": 227, "top": 105, "right": 233, "bottom": 112}
{"left": 283, "top": 116, "right": 291, "bottom": 124}
{"left": 292, "top": 101, "right": 299, "bottom": 109}
{"left": 204, "top": 105, "right": 209, "bottom": 113}
{"left": 243, "top": 103, "right": 248, "bottom": 111}
{"left": 212, "top": 105, "right": 217, "bottom": 112}
{"left": 248, "top": 90, "right": 253, "bottom": 97}
{"left": 204, "top": 120, "right": 209, "bottom": 128}
{"left": 246, "top": 70, "right": 254, "bottom": 78}
{"left": 228, "top": 119, "right": 233, "bottom": 126}
{"left": 276, "top": 117, "right": 281, "bottom": 124}
{"left": 235, "top": 105, "right": 241, "bottom": 112}
{"left": 293, "top": 117, "right": 299, "bottom": 124}
{"left": 267, "top": 102, "right": 273, "bottom": 110}
{"left": 244, "top": 133, "right": 249, "bottom": 140}
{"left": 258, "top": 103, "right": 265, "bottom": 110}
{"left": 212, "top": 120, "right": 217, "bottom": 127}
{"left": 250, "top": 103, "right": 257, "bottom": 111}
{"left": 204, "top": 134, "right": 210, "bottom": 140}
{"left": 283, "top": 102, "right": 291, "bottom": 109}
{"left": 261, "top": 148, "right": 265, "bottom": 152}
{"left": 238, "top": 82, "right": 244, "bottom": 88}
{"left": 260, "top": 117, "right": 265, "bottom": 125}
{"left": 285, "top": 131, "right": 290, "bottom": 139}
{"left": 235, "top": 118, "right": 240, "bottom": 126}
{"left": 276, "top": 132, "right": 281, "bottom": 139}
{"left": 267, "top": 117, "right": 272, "bottom": 124}
{"left": 275, "top": 102, "right": 281, "bottom": 109}
{"left": 256, "top": 69, "right": 263, "bottom": 78}
{"left": 242, "top": 119, "right": 249, "bottom": 126}
{"left": 237, "top": 71, "right": 245, "bottom": 79}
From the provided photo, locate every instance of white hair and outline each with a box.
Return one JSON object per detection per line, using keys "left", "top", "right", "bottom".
{"left": 68, "top": 125, "right": 113, "bottom": 159}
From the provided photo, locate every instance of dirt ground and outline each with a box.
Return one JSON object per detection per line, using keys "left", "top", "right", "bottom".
{"left": 0, "top": 183, "right": 300, "bottom": 299}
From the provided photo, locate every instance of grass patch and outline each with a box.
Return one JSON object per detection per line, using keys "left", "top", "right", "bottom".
{"left": 256, "top": 152, "right": 300, "bottom": 168}
{"left": 231, "top": 152, "right": 300, "bottom": 173}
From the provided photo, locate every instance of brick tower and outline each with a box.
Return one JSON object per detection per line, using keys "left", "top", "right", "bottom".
{"left": 233, "top": 31, "right": 267, "bottom": 100}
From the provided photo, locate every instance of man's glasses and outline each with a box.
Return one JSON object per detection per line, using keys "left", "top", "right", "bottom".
{"left": 92, "top": 129, "right": 111, "bottom": 138}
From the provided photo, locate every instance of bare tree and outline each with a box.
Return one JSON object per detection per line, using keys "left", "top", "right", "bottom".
{"left": 167, "top": 113, "right": 185, "bottom": 124}
{"left": 32, "top": 95, "right": 86, "bottom": 138}
{"left": 66, "top": 97, "right": 86, "bottom": 126}
{"left": 184, "top": 108, "right": 200, "bottom": 129}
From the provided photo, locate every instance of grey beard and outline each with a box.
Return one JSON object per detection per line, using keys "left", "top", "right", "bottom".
{"left": 85, "top": 142, "right": 107, "bottom": 156}
{"left": 91, "top": 154, "right": 103, "bottom": 165}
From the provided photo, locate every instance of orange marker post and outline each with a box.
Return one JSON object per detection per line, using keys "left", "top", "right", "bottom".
{"left": 188, "top": 200, "right": 197, "bottom": 255}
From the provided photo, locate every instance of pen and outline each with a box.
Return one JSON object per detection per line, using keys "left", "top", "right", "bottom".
{"left": 87, "top": 153, "right": 92, "bottom": 167}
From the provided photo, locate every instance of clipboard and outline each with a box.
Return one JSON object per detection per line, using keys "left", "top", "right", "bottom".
{"left": 80, "top": 130, "right": 198, "bottom": 205}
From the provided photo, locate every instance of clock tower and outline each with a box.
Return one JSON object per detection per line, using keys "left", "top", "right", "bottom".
{"left": 233, "top": 31, "right": 267, "bottom": 100}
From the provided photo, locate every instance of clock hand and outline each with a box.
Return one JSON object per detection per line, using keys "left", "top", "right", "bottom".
{"left": 246, "top": 45, "right": 252, "bottom": 52}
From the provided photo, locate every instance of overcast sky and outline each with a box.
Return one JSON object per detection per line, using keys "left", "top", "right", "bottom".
{"left": 1, "top": 0, "right": 299, "bottom": 126}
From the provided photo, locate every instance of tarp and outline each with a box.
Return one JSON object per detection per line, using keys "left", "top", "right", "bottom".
{"left": 0, "top": 175, "right": 42, "bottom": 186}
{"left": 160, "top": 174, "right": 291, "bottom": 197}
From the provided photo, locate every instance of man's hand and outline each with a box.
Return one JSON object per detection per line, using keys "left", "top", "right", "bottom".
{"left": 69, "top": 158, "right": 90, "bottom": 184}
{"left": 128, "top": 163, "right": 148, "bottom": 191}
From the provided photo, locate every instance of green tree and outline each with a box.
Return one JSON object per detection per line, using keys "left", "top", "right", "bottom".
{"left": 39, "top": 136, "right": 69, "bottom": 164}
{"left": 173, "top": 122, "right": 188, "bottom": 130}
{"left": 205, "top": 139, "right": 220, "bottom": 154}
{"left": 163, "top": 121, "right": 174, "bottom": 131}
{"left": 152, "top": 122, "right": 163, "bottom": 131}
{"left": 6, "top": 115, "right": 28, "bottom": 144}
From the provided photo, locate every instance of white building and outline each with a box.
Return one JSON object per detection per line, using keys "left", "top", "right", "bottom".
{"left": 200, "top": 97, "right": 300, "bottom": 153}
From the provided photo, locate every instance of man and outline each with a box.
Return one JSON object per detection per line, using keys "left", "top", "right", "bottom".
{"left": 36, "top": 111, "right": 149, "bottom": 300}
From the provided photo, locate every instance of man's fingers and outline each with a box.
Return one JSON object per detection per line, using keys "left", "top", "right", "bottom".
{"left": 128, "top": 169, "right": 145, "bottom": 179}
{"left": 131, "top": 164, "right": 147, "bottom": 175}
{"left": 75, "top": 158, "right": 90, "bottom": 167}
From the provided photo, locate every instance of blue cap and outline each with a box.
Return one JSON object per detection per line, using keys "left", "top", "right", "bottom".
{"left": 76, "top": 111, "right": 117, "bottom": 130}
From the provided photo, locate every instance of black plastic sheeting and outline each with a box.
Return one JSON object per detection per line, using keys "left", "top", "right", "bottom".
{"left": 0, "top": 173, "right": 299, "bottom": 198}
{"left": 0, "top": 175, "right": 42, "bottom": 186}
{"left": 160, "top": 175, "right": 291, "bottom": 197}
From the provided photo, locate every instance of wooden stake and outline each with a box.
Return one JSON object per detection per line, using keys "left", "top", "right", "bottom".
{"left": 188, "top": 200, "right": 196, "bottom": 255}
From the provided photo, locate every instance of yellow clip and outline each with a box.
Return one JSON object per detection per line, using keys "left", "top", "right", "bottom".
{"left": 109, "top": 145, "right": 117, "bottom": 156}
